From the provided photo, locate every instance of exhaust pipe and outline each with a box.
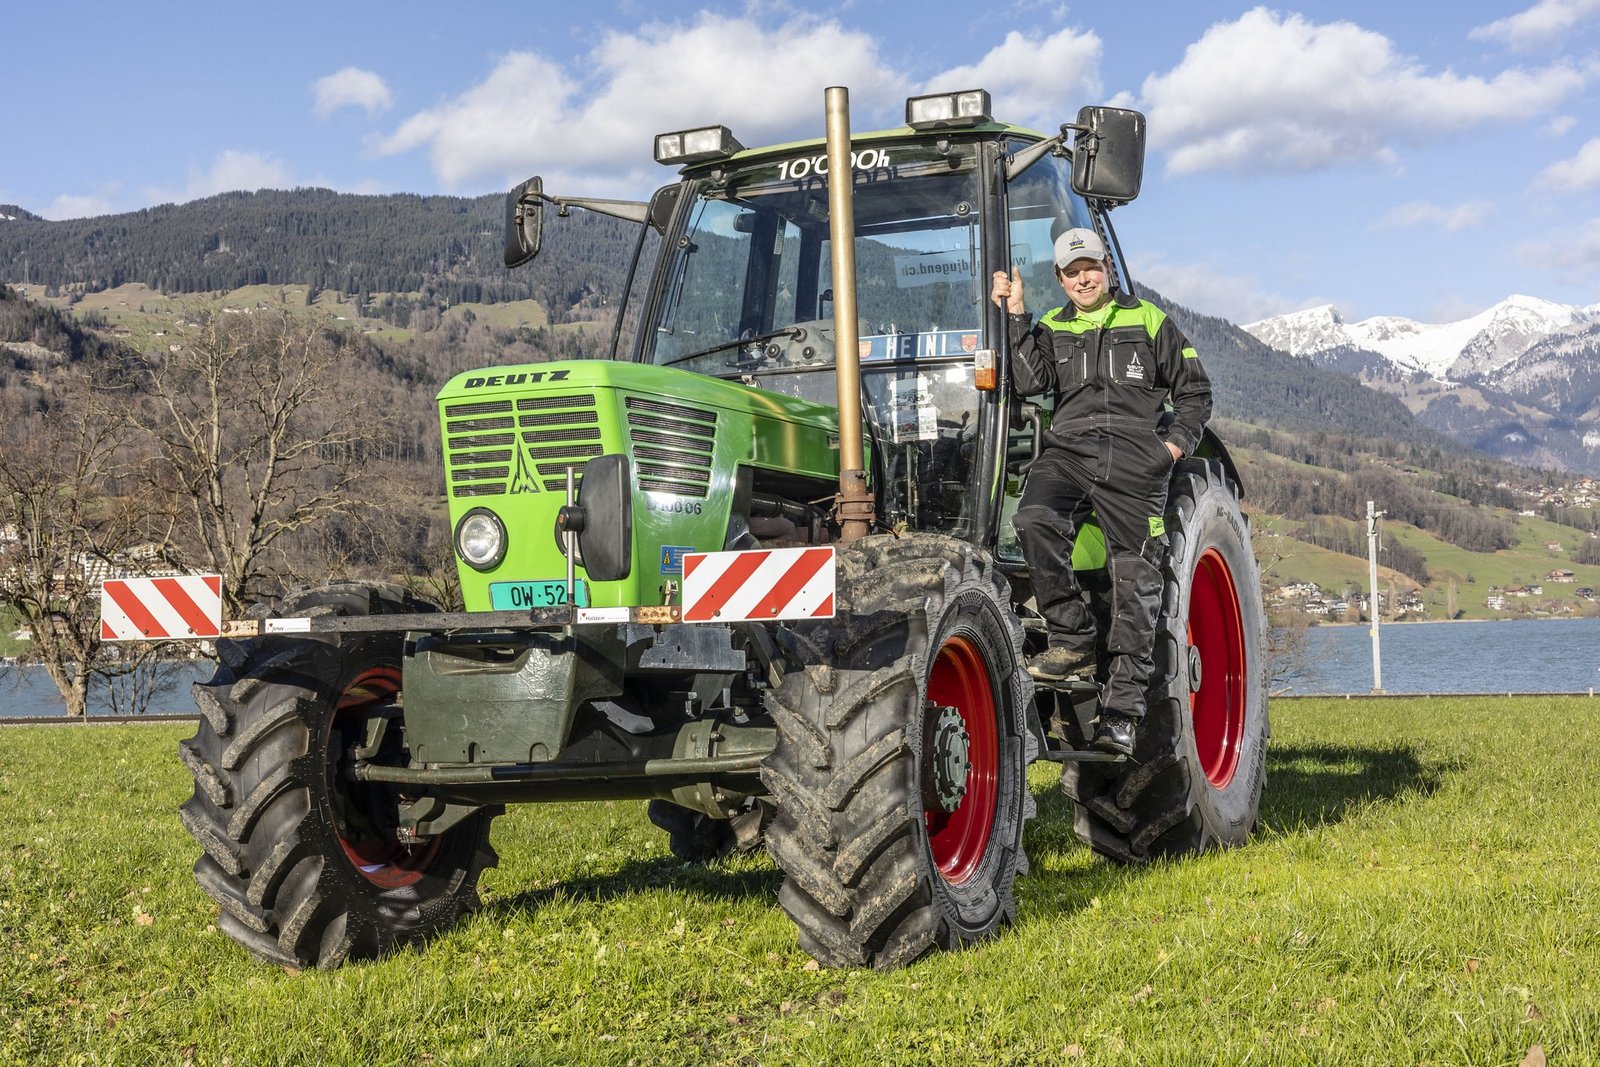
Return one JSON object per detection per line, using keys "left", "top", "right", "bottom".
{"left": 824, "top": 86, "right": 875, "bottom": 543}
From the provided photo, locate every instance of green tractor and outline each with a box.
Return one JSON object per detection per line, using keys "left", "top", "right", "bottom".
{"left": 176, "top": 87, "right": 1267, "bottom": 970}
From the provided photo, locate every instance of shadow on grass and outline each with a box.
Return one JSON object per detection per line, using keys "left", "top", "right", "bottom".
{"left": 1258, "top": 742, "right": 1456, "bottom": 833}
{"left": 488, "top": 743, "right": 1453, "bottom": 925}
{"left": 1019, "top": 742, "right": 1449, "bottom": 858}
{"left": 486, "top": 855, "right": 782, "bottom": 922}
{"left": 1015, "top": 742, "right": 1458, "bottom": 914}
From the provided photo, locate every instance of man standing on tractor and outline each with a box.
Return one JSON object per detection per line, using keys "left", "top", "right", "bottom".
{"left": 990, "top": 228, "right": 1212, "bottom": 756}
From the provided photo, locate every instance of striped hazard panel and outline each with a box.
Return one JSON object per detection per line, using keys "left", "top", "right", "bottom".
{"left": 681, "top": 547, "right": 835, "bottom": 623}
{"left": 100, "top": 575, "right": 223, "bottom": 640}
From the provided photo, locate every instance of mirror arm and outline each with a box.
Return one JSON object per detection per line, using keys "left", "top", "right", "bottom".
{"left": 1003, "top": 132, "right": 1066, "bottom": 183}
{"left": 534, "top": 192, "right": 650, "bottom": 225}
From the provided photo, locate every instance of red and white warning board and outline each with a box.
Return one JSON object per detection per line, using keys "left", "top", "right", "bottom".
{"left": 681, "top": 547, "right": 835, "bottom": 623}
{"left": 100, "top": 575, "right": 223, "bottom": 641}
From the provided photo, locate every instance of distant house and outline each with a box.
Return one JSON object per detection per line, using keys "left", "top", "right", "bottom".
{"left": 1486, "top": 595, "right": 1508, "bottom": 610}
{"left": 1548, "top": 569, "right": 1576, "bottom": 582}
{"left": 1546, "top": 542, "right": 1563, "bottom": 552}
{"left": 1577, "top": 587, "right": 1596, "bottom": 600}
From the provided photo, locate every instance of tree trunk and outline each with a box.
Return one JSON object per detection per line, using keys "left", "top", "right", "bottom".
{"left": 65, "top": 673, "right": 89, "bottom": 718}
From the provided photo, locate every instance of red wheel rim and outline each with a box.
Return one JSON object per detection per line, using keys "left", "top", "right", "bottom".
{"left": 1187, "top": 548, "right": 1246, "bottom": 788}
{"left": 924, "top": 634, "right": 998, "bottom": 885}
{"left": 331, "top": 665, "right": 440, "bottom": 889}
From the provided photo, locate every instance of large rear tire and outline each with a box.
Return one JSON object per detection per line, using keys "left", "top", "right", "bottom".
{"left": 1062, "top": 459, "right": 1269, "bottom": 862}
{"left": 177, "top": 582, "right": 498, "bottom": 967}
{"left": 761, "top": 535, "right": 1035, "bottom": 969}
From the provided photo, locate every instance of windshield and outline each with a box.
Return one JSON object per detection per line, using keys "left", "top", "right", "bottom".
{"left": 644, "top": 140, "right": 991, "bottom": 539}
{"left": 647, "top": 141, "right": 985, "bottom": 375}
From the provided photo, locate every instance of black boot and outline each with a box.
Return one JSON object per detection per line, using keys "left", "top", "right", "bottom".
{"left": 1091, "top": 712, "right": 1137, "bottom": 756}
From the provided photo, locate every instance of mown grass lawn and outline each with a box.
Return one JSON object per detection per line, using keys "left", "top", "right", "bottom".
{"left": 3, "top": 696, "right": 1597, "bottom": 1065}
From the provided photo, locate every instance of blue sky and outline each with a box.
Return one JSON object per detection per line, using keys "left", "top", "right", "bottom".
{"left": 5, "top": 0, "right": 1600, "bottom": 325}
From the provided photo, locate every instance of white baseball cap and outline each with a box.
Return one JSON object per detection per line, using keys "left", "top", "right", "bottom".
{"left": 1053, "top": 227, "right": 1107, "bottom": 267}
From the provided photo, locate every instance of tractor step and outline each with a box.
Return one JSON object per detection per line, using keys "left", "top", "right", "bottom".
{"left": 1030, "top": 677, "right": 1101, "bottom": 696}
{"left": 1035, "top": 746, "right": 1128, "bottom": 764}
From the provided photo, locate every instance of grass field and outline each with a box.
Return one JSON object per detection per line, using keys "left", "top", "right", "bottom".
{"left": 3, "top": 697, "right": 1597, "bottom": 1065}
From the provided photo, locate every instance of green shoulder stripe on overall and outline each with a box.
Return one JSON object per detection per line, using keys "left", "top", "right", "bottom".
{"left": 1039, "top": 298, "right": 1166, "bottom": 341}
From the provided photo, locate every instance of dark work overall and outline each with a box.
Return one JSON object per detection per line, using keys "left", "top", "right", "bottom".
{"left": 1008, "top": 295, "right": 1211, "bottom": 720}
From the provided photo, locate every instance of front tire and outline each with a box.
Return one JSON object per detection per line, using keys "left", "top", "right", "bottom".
{"left": 1063, "top": 459, "right": 1269, "bottom": 862}
{"left": 761, "top": 535, "right": 1034, "bottom": 969}
{"left": 177, "top": 582, "right": 498, "bottom": 967}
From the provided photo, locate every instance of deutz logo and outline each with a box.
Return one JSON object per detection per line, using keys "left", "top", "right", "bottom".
{"left": 464, "top": 369, "right": 571, "bottom": 389}
{"left": 509, "top": 445, "right": 539, "bottom": 494}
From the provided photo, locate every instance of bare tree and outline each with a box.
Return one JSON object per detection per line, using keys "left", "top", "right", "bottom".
{"left": 1251, "top": 519, "right": 1315, "bottom": 695}
{"left": 1263, "top": 604, "right": 1313, "bottom": 696}
{"left": 0, "top": 371, "right": 176, "bottom": 716}
{"left": 137, "top": 307, "right": 392, "bottom": 616}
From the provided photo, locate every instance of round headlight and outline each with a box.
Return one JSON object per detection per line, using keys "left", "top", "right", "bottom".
{"left": 455, "top": 508, "right": 507, "bottom": 570}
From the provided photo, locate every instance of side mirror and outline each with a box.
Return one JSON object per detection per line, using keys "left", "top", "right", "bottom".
{"left": 503, "top": 177, "right": 544, "bottom": 268}
{"left": 554, "top": 454, "right": 633, "bottom": 582}
{"left": 1070, "top": 107, "right": 1145, "bottom": 205}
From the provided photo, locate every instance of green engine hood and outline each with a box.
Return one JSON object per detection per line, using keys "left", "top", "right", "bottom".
{"left": 436, "top": 361, "right": 842, "bottom": 611}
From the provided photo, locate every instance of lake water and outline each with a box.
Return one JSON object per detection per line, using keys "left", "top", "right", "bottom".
{"left": 3, "top": 616, "right": 1598, "bottom": 716}
{"left": 1278, "top": 616, "right": 1600, "bottom": 695}
{"left": 0, "top": 662, "right": 213, "bottom": 719}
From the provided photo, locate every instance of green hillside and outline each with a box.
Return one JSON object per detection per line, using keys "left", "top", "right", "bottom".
{"left": 4, "top": 186, "right": 1597, "bottom": 623}
{"left": 1234, "top": 436, "right": 1600, "bottom": 622}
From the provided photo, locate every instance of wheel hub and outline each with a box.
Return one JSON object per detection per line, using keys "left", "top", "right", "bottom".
{"left": 1187, "top": 644, "right": 1203, "bottom": 692}
{"left": 924, "top": 703, "right": 971, "bottom": 813}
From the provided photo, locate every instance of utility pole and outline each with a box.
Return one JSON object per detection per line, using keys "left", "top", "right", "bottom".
{"left": 1367, "top": 500, "right": 1386, "bottom": 694}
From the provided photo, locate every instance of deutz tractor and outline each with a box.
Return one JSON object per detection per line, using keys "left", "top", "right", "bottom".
{"left": 174, "top": 87, "right": 1267, "bottom": 970}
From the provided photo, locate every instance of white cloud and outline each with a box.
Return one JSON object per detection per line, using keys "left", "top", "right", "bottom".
{"left": 1519, "top": 218, "right": 1600, "bottom": 277}
{"left": 923, "top": 27, "right": 1102, "bottom": 130}
{"left": 1470, "top": 0, "right": 1600, "bottom": 51}
{"left": 1133, "top": 258, "right": 1305, "bottom": 324}
{"left": 144, "top": 150, "right": 295, "bottom": 206}
{"left": 374, "top": 52, "right": 579, "bottom": 189}
{"left": 575, "top": 15, "right": 906, "bottom": 157}
{"left": 373, "top": 14, "right": 1107, "bottom": 192}
{"left": 1140, "top": 7, "right": 1587, "bottom": 174}
{"left": 375, "top": 16, "right": 904, "bottom": 191}
{"left": 1374, "top": 201, "right": 1491, "bottom": 233}
{"left": 43, "top": 192, "right": 120, "bottom": 220}
{"left": 312, "top": 67, "right": 394, "bottom": 120}
{"left": 1546, "top": 114, "right": 1578, "bottom": 136}
{"left": 1539, "top": 136, "right": 1600, "bottom": 189}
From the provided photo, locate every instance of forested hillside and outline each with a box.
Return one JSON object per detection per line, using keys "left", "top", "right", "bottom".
{"left": 0, "top": 187, "right": 1462, "bottom": 449}
{"left": 5, "top": 187, "right": 1598, "bottom": 627}
{"left": 0, "top": 189, "right": 636, "bottom": 330}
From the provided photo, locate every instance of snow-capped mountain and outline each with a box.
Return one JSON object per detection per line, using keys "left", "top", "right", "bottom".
{"left": 1487, "top": 318, "right": 1600, "bottom": 415}
{"left": 1244, "top": 295, "right": 1600, "bottom": 474}
{"left": 1243, "top": 295, "right": 1598, "bottom": 382}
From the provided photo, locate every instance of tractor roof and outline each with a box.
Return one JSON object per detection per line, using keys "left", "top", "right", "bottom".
{"left": 678, "top": 121, "right": 1048, "bottom": 175}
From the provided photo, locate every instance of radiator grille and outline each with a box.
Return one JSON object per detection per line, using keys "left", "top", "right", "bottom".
{"left": 444, "top": 391, "right": 719, "bottom": 498}
{"left": 443, "top": 401, "right": 516, "bottom": 496}
{"left": 626, "top": 396, "right": 716, "bottom": 498}
{"left": 444, "top": 394, "right": 603, "bottom": 497}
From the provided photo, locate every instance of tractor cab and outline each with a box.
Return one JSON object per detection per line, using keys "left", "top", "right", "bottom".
{"left": 505, "top": 90, "right": 1147, "bottom": 549}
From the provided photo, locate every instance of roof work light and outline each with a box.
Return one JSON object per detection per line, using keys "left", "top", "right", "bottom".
{"left": 654, "top": 126, "right": 745, "bottom": 166}
{"left": 905, "top": 89, "right": 992, "bottom": 130}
